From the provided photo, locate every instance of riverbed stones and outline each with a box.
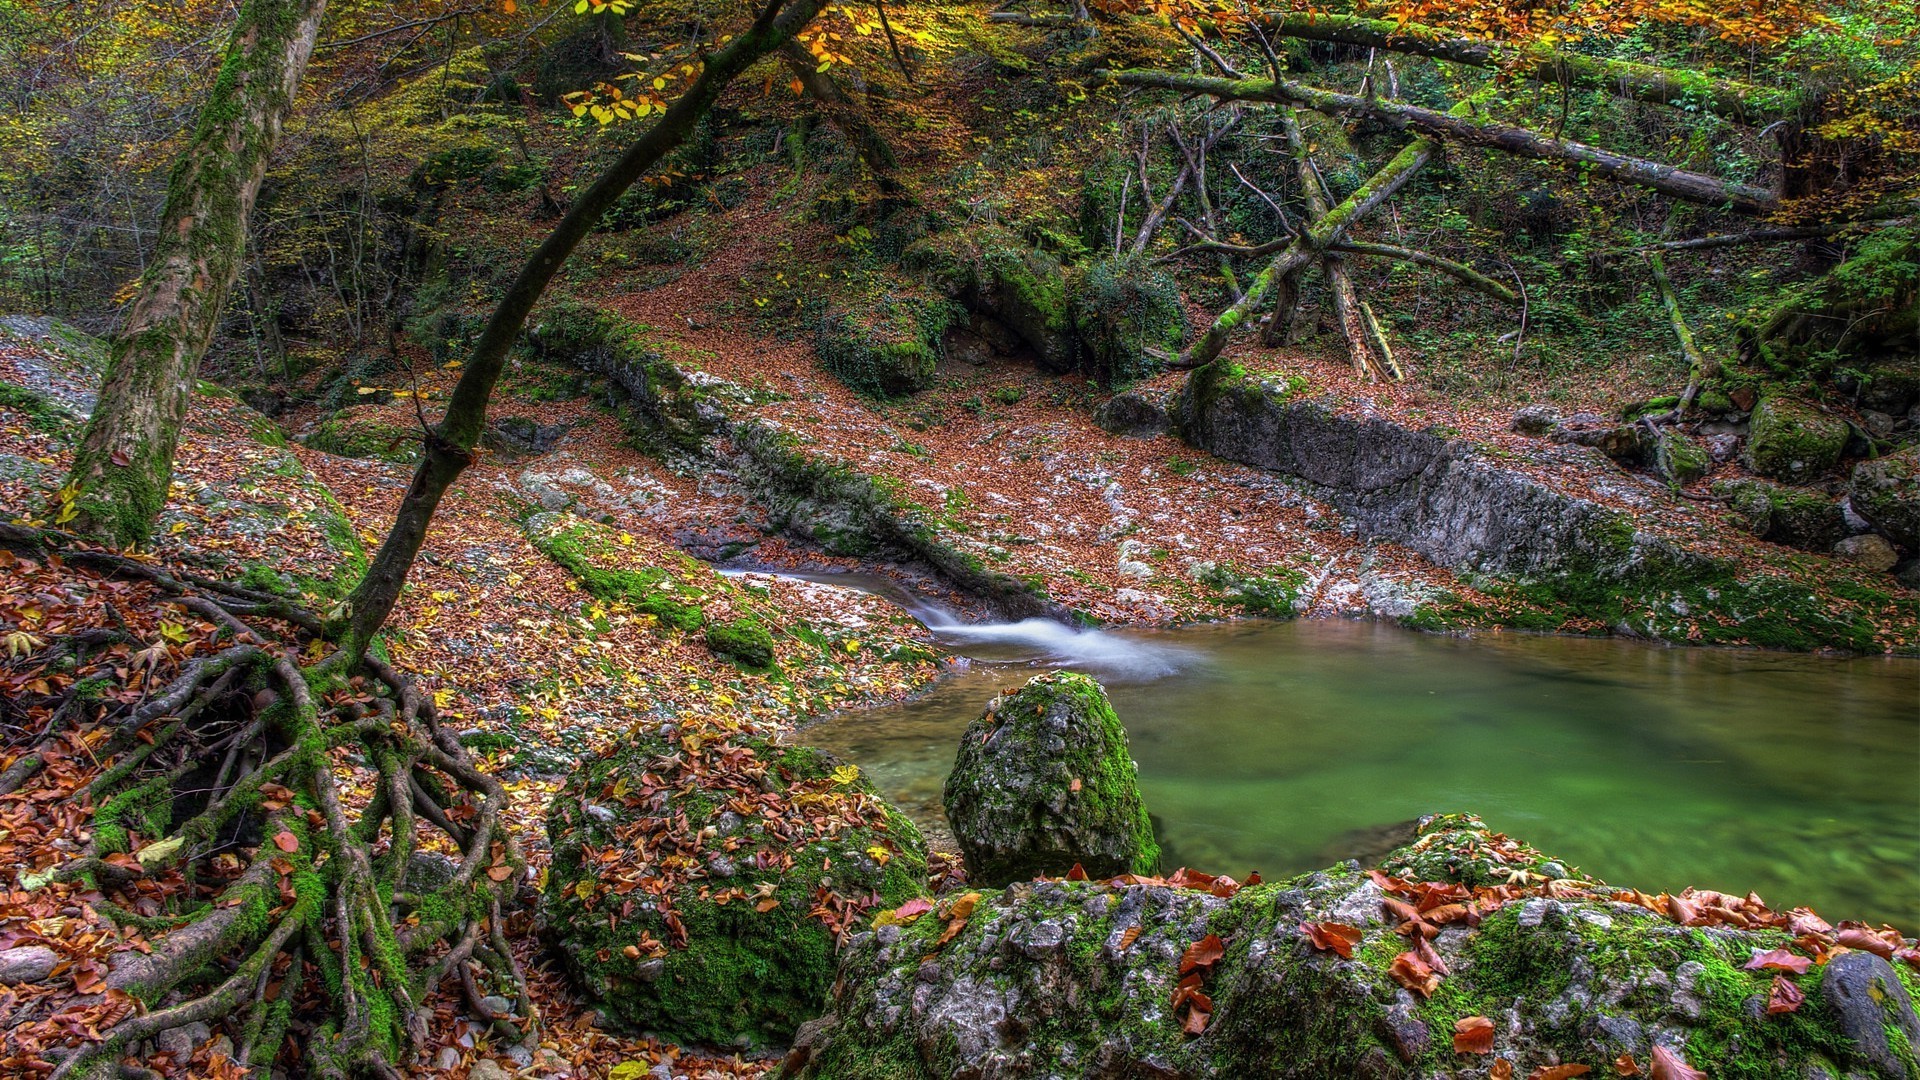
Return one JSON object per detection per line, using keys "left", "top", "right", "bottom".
{"left": 942, "top": 671, "right": 1158, "bottom": 886}
{"left": 0, "top": 945, "right": 57, "bottom": 985}
{"left": 1819, "top": 951, "right": 1920, "bottom": 1079}
{"left": 1745, "top": 396, "right": 1849, "bottom": 480}
{"left": 1849, "top": 446, "right": 1920, "bottom": 550}
{"left": 542, "top": 730, "right": 928, "bottom": 1046}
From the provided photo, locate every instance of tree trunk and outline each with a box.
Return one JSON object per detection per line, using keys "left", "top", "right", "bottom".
{"left": 1647, "top": 251, "right": 1720, "bottom": 411}
{"left": 1107, "top": 68, "right": 1779, "bottom": 213}
{"left": 1258, "top": 13, "right": 1797, "bottom": 123}
{"left": 778, "top": 41, "right": 909, "bottom": 200}
{"left": 60, "top": 0, "right": 330, "bottom": 548}
{"left": 342, "top": 0, "right": 830, "bottom": 660}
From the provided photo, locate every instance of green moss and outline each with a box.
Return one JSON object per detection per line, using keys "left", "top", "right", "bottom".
{"left": 303, "top": 413, "right": 421, "bottom": 464}
{"left": 1070, "top": 256, "right": 1187, "bottom": 387}
{"left": 904, "top": 225, "right": 1078, "bottom": 371}
{"left": 529, "top": 518, "right": 707, "bottom": 632}
{"left": 1196, "top": 562, "right": 1305, "bottom": 618}
{"left": 706, "top": 618, "right": 777, "bottom": 668}
{"left": 0, "top": 381, "right": 79, "bottom": 435}
{"left": 1744, "top": 396, "right": 1848, "bottom": 481}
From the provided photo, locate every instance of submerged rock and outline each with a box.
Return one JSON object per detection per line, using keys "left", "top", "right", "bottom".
{"left": 542, "top": 729, "right": 927, "bottom": 1046}
{"left": 786, "top": 814, "right": 1920, "bottom": 1080}
{"left": 943, "top": 671, "right": 1158, "bottom": 886}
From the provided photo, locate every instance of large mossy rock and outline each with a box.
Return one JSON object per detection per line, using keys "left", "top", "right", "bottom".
{"left": 542, "top": 727, "right": 929, "bottom": 1046}
{"left": 1850, "top": 446, "right": 1920, "bottom": 551}
{"left": 1070, "top": 257, "right": 1187, "bottom": 387}
{"left": 906, "top": 225, "right": 1078, "bottom": 372}
{"left": 943, "top": 671, "right": 1158, "bottom": 886}
{"left": 1744, "top": 396, "right": 1849, "bottom": 481}
{"left": 815, "top": 292, "right": 961, "bottom": 398}
{"left": 785, "top": 814, "right": 1920, "bottom": 1079}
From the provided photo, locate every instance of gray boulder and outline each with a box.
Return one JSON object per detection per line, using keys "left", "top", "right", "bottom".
{"left": 943, "top": 671, "right": 1158, "bottom": 886}
{"left": 1094, "top": 391, "right": 1172, "bottom": 438}
{"left": 0, "top": 945, "right": 57, "bottom": 985}
{"left": 1834, "top": 533, "right": 1900, "bottom": 572}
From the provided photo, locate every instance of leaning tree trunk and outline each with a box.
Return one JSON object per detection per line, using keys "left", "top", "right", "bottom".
{"left": 60, "top": 0, "right": 329, "bottom": 548}
{"left": 341, "top": 0, "right": 831, "bottom": 661}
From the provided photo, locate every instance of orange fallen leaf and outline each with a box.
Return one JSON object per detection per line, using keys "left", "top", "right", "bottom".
{"left": 1648, "top": 1046, "right": 1706, "bottom": 1080}
{"left": 1743, "top": 948, "right": 1811, "bottom": 974}
{"left": 1452, "top": 1015, "right": 1494, "bottom": 1054}
{"left": 1527, "top": 1065, "right": 1591, "bottom": 1080}
{"left": 1180, "top": 933, "right": 1226, "bottom": 974}
{"left": 1492, "top": 1059, "right": 1514, "bottom": 1080}
{"left": 1767, "top": 975, "right": 1805, "bottom": 1015}
{"left": 1300, "top": 921, "right": 1364, "bottom": 959}
{"left": 1613, "top": 1052, "right": 1640, "bottom": 1076}
{"left": 272, "top": 831, "right": 298, "bottom": 853}
{"left": 1118, "top": 926, "right": 1142, "bottom": 951}
{"left": 1836, "top": 927, "right": 1896, "bottom": 959}
{"left": 1388, "top": 951, "right": 1441, "bottom": 997}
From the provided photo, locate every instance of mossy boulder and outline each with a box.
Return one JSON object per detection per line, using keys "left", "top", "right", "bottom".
{"left": 943, "top": 671, "right": 1158, "bottom": 886}
{"left": 1849, "top": 446, "right": 1920, "bottom": 551}
{"left": 1744, "top": 396, "right": 1848, "bottom": 481}
{"left": 527, "top": 515, "right": 709, "bottom": 632}
{"left": 905, "top": 226, "right": 1078, "bottom": 372}
{"left": 815, "top": 293, "right": 961, "bottom": 398}
{"left": 1711, "top": 478, "right": 1851, "bottom": 552}
{"left": 543, "top": 729, "right": 928, "bottom": 1046}
{"left": 786, "top": 813, "right": 1920, "bottom": 1079}
{"left": 1070, "top": 257, "right": 1187, "bottom": 387}
{"left": 1651, "top": 428, "right": 1711, "bottom": 486}
{"left": 706, "top": 618, "right": 776, "bottom": 668}
{"left": 303, "top": 413, "right": 420, "bottom": 464}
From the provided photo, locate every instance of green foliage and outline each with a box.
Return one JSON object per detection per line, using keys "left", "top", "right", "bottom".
{"left": 303, "top": 413, "right": 421, "bottom": 464}
{"left": 1070, "top": 256, "right": 1187, "bottom": 387}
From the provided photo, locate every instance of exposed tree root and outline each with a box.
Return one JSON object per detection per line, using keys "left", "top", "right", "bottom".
{"left": 3, "top": 525, "right": 533, "bottom": 1080}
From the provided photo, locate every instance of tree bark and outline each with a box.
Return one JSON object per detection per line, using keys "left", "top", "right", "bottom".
{"left": 778, "top": 41, "right": 909, "bottom": 200}
{"left": 1647, "top": 251, "right": 1720, "bottom": 411}
{"left": 1106, "top": 68, "right": 1779, "bottom": 213}
{"left": 1257, "top": 13, "right": 1797, "bottom": 123}
{"left": 341, "top": 0, "right": 829, "bottom": 660}
{"left": 1331, "top": 241, "right": 1517, "bottom": 302}
{"left": 61, "top": 0, "right": 329, "bottom": 548}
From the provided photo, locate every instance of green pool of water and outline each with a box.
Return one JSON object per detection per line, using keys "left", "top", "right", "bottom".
{"left": 802, "top": 619, "right": 1920, "bottom": 929}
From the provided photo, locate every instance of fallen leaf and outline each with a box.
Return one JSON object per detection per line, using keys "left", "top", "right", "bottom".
{"left": 1300, "top": 921, "right": 1364, "bottom": 959}
{"left": 1766, "top": 976, "right": 1805, "bottom": 1015}
{"left": 1648, "top": 1046, "right": 1706, "bottom": 1080}
{"left": 272, "top": 831, "right": 299, "bottom": 853}
{"left": 1492, "top": 1059, "right": 1514, "bottom": 1080}
{"left": 1744, "top": 948, "right": 1812, "bottom": 974}
{"left": 1118, "top": 926, "right": 1142, "bottom": 951}
{"left": 1527, "top": 1065, "right": 1591, "bottom": 1080}
{"left": 1836, "top": 927, "right": 1896, "bottom": 959}
{"left": 1388, "top": 951, "right": 1441, "bottom": 997}
{"left": 1180, "top": 933, "right": 1226, "bottom": 974}
{"left": 1613, "top": 1052, "right": 1640, "bottom": 1076}
{"left": 1452, "top": 1015, "right": 1495, "bottom": 1054}
{"left": 486, "top": 865, "right": 513, "bottom": 882}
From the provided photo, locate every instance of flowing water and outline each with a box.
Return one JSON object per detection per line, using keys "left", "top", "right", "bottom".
{"left": 800, "top": 610, "right": 1920, "bottom": 929}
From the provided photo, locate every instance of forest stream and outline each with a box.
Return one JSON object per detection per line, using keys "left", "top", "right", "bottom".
{"left": 800, "top": 587, "right": 1920, "bottom": 928}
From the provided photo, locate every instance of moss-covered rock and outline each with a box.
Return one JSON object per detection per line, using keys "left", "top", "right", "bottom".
{"left": 1652, "top": 428, "right": 1710, "bottom": 486}
{"left": 943, "top": 671, "right": 1158, "bottom": 886}
{"left": 815, "top": 293, "right": 961, "bottom": 398}
{"left": 526, "top": 301, "right": 711, "bottom": 458}
{"left": 543, "top": 729, "right": 928, "bottom": 1046}
{"left": 303, "top": 413, "right": 421, "bottom": 464}
{"left": 905, "top": 225, "right": 1078, "bottom": 372}
{"left": 1744, "top": 396, "right": 1848, "bottom": 481}
{"left": 1850, "top": 446, "right": 1920, "bottom": 551}
{"left": 1711, "top": 477, "right": 1851, "bottom": 552}
{"left": 527, "top": 514, "right": 709, "bottom": 632}
{"left": 1070, "top": 256, "right": 1187, "bottom": 387}
{"left": 786, "top": 814, "right": 1920, "bottom": 1080}
{"left": 706, "top": 618, "right": 776, "bottom": 668}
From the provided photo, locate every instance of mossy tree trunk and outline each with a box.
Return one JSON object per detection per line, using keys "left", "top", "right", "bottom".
{"left": 61, "top": 0, "right": 329, "bottom": 548}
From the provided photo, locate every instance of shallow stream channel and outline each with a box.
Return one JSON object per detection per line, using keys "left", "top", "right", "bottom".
{"left": 788, "top": 575, "right": 1920, "bottom": 929}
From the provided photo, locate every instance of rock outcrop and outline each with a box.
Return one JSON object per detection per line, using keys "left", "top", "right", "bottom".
{"left": 1745, "top": 396, "right": 1849, "bottom": 481}
{"left": 542, "top": 729, "right": 928, "bottom": 1046}
{"left": 944, "top": 672, "right": 1159, "bottom": 886}
{"left": 785, "top": 814, "right": 1920, "bottom": 1080}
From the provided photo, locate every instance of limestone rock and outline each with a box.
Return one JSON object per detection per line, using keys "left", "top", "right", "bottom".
{"left": 1511, "top": 404, "right": 1561, "bottom": 436}
{"left": 1819, "top": 951, "right": 1920, "bottom": 1079}
{"left": 1711, "top": 478, "right": 1850, "bottom": 552}
{"left": 542, "top": 730, "right": 927, "bottom": 1046}
{"left": 1849, "top": 447, "right": 1920, "bottom": 550}
{"left": 1745, "top": 397, "right": 1848, "bottom": 480}
{"left": 943, "top": 671, "right": 1158, "bottom": 886}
